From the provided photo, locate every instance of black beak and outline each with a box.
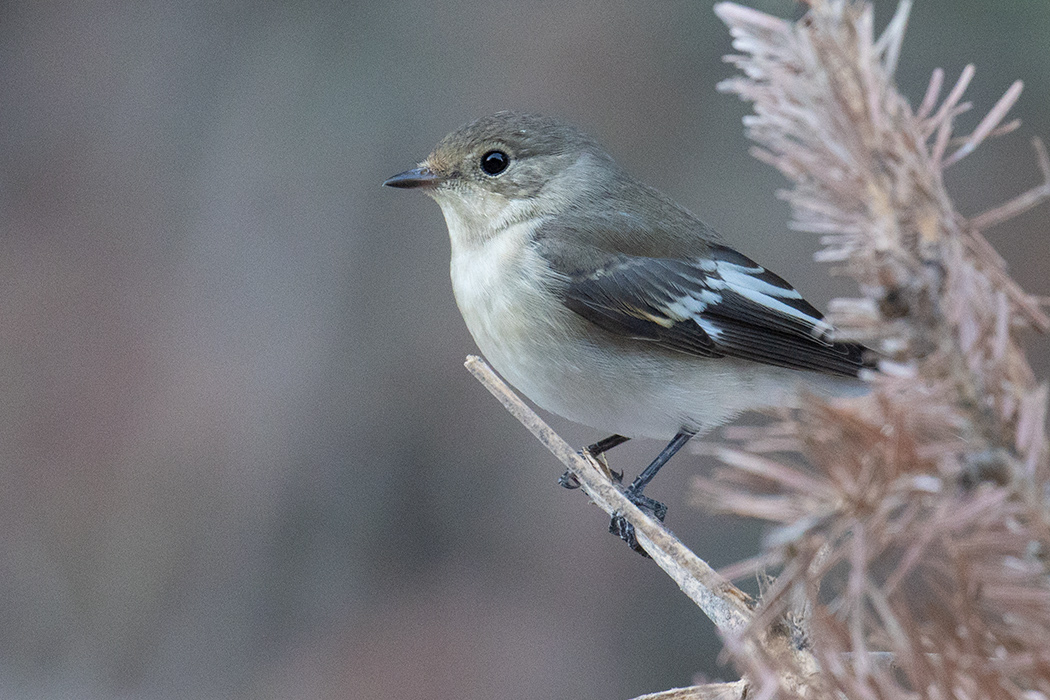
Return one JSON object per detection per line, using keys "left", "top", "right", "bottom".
{"left": 383, "top": 166, "right": 442, "bottom": 189}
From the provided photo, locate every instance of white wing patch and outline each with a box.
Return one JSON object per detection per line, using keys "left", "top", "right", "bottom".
{"left": 695, "top": 317, "right": 723, "bottom": 340}
{"left": 707, "top": 259, "right": 833, "bottom": 340}
{"left": 651, "top": 257, "right": 832, "bottom": 341}
{"left": 715, "top": 263, "right": 802, "bottom": 300}
{"left": 550, "top": 240, "right": 865, "bottom": 376}
{"left": 663, "top": 289, "right": 722, "bottom": 320}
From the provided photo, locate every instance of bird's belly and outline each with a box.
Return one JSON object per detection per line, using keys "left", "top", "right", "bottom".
{"left": 475, "top": 323, "right": 797, "bottom": 440}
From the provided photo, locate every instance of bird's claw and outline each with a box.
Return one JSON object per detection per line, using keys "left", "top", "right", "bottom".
{"left": 610, "top": 489, "right": 668, "bottom": 556}
{"left": 610, "top": 515, "right": 648, "bottom": 556}
{"left": 629, "top": 492, "right": 667, "bottom": 521}
{"left": 558, "top": 469, "right": 581, "bottom": 489}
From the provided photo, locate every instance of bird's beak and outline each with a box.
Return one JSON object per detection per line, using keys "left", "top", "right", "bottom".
{"left": 383, "top": 165, "right": 443, "bottom": 189}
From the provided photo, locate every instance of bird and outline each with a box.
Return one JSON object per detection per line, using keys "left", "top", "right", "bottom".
{"left": 385, "top": 111, "right": 869, "bottom": 554}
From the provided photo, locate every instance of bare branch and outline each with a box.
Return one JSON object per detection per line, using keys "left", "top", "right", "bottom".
{"left": 463, "top": 355, "right": 755, "bottom": 636}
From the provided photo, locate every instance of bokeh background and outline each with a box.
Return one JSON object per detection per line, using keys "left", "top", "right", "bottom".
{"left": 2, "top": 1, "right": 1048, "bottom": 698}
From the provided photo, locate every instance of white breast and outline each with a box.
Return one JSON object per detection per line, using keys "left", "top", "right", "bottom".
{"left": 446, "top": 213, "right": 555, "bottom": 370}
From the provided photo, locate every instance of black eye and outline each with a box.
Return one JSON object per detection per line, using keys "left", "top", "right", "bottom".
{"left": 480, "top": 150, "right": 509, "bottom": 175}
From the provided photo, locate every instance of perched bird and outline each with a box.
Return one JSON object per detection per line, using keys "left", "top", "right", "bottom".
{"left": 385, "top": 112, "right": 868, "bottom": 554}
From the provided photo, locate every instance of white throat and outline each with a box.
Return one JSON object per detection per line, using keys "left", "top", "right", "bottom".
{"left": 433, "top": 189, "right": 545, "bottom": 254}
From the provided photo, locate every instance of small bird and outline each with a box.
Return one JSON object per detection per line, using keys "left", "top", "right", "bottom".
{"left": 385, "top": 112, "right": 868, "bottom": 554}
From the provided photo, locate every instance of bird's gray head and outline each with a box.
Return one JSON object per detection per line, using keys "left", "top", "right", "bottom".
{"left": 385, "top": 112, "right": 617, "bottom": 242}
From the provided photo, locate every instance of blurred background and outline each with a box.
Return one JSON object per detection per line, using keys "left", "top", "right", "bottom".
{"left": 1, "top": 1, "right": 1047, "bottom": 698}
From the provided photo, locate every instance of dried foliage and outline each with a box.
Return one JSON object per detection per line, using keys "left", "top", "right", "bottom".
{"left": 690, "top": 1, "right": 1050, "bottom": 698}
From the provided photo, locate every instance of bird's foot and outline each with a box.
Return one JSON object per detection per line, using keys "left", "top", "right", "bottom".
{"left": 610, "top": 490, "right": 668, "bottom": 557}
{"left": 557, "top": 469, "right": 581, "bottom": 489}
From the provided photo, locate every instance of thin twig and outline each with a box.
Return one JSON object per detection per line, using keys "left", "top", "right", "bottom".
{"left": 916, "top": 68, "right": 944, "bottom": 121}
{"left": 873, "top": 0, "right": 911, "bottom": 77}
{"left": 924, "top": 64, "right": 975, "bottom": 137}
{"left": 464, "top": 355, "right": 755, "bottom": 635}
{"left": 943, "top": 80, "right": 1024, "bottom": 166}
{"left": 949, "top": 118, "right": 1020, "bottom": 147}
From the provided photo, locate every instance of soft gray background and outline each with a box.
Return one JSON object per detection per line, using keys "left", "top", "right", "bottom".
{"left": 2, "top": 1, "right": 1048, "bottom": 698}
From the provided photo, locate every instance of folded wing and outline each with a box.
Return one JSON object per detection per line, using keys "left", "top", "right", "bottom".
{"left": 551, "top": 243, "right": 867, "bottom": 377}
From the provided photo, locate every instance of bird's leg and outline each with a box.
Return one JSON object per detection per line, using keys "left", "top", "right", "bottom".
{"left": 611, "top": 429, "right": 696, "bottom": 555}
{"left": 558, "top": 434, "right": 630, "bottom": 489}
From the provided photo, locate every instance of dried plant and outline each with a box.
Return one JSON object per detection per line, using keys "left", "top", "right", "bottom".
{"left": 467, "top": 1, "right": 1050, "bottom": 698}
{"left": 690, "top": 0, "right": 1050, "bottom": 697}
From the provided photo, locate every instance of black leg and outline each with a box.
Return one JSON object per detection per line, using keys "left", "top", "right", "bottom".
{"left": 626, "top": 430, "right": 694, "bottom": 496}
{"left": 611, "top": 429, "right": 696, "bottom": 555}
{"left": 558, "top": 434, "right": 631, "bottom": 489}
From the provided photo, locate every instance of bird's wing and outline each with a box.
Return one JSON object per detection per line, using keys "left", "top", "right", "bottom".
{"left": 544, "top": 242, "right": 867, "bottom": 377}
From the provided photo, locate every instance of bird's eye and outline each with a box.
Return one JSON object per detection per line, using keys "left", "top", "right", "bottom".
{"left": 480, "top": 150, "right": 509, "bottom": 176}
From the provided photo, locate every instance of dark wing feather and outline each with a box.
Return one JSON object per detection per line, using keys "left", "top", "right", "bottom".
{"left": 552, "top": 244, "right": 868, "bottom": 377}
